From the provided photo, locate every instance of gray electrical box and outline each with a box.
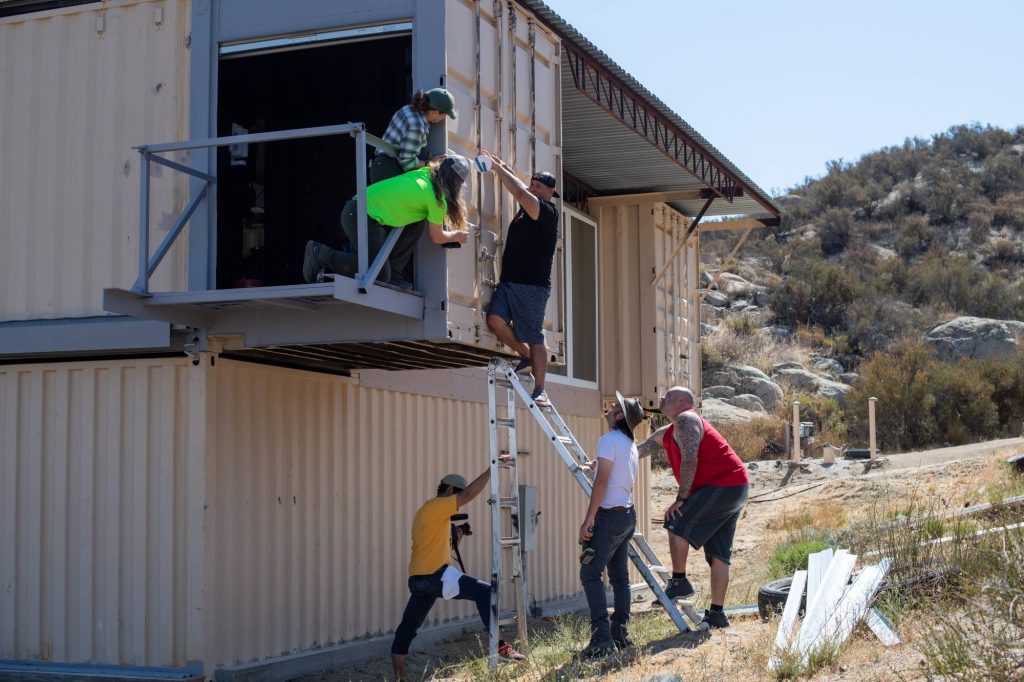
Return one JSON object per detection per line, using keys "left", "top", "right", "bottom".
{"left": 518, "top": 485, "right": 538, "bottom": 552}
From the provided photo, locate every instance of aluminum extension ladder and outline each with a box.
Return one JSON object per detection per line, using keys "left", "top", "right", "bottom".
{"left": 485, "top": 359, "right": 705, "bottom": 668}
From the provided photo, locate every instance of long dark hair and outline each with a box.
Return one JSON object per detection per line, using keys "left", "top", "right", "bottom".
{"left": 429, "top": 160, "right": 467, "bottom": 231}
{"left": 614, "top": 419, "right": 634, "bottom": 441}
{"left": 411, "top": 90, "right": 434, "bottom": 114}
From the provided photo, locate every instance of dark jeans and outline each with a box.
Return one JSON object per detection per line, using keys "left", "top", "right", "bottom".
{"left": 391, "top": 566, "right": 491, "bottom": 655}
{"left": 580, "top": 506, "right": 636, "bottom": 642}
{"left": 321, "top": 198, "right": 392, "bottom": 283}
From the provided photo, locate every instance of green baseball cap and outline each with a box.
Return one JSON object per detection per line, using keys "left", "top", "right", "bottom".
{"left": 426, "top": 88, "right": 457, "bottom": 119}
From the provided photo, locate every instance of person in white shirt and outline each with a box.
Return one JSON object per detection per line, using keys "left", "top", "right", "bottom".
{"left": 578, "top": 391, "right": 646, "bottom": 657}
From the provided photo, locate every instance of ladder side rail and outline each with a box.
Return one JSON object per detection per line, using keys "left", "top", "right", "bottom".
{"left": 626, "top": 545, "right": 694, "bottom": 632}
{"left": 486, "top": 369, "right": 502, "bottom": 670}
{"left": 505, "top": 385, "right": 529, "bottom": 645}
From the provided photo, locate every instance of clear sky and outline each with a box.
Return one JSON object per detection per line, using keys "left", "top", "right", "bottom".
{"left": 544, "top": 0, "right": 1024, "bottom": 195}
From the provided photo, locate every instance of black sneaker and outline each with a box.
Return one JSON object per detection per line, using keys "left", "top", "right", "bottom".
{"left": 302, "top": 241, "right": 321, "bottom": 283}
{"left": 580, "top": 638, "right": 616, "bottom": 658}
{"left": 611, "top": 626, "right": 634, "bottom": 650}
{"left": 665, "top": 577, "right": 695, "bottom": 600}
{"left": 513, "top": 357, "right": 532, "bottom": 375}
{"left": 703, "top": 608, "right": 730, "bottom": 629}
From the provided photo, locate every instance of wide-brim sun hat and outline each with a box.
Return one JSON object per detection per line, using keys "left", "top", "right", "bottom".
{"left": 615, "top": 390, "right": 646, "bottom": 438}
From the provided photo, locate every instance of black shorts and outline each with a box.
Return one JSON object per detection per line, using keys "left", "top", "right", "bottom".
{"left": 665, "top": 484, "right": 748, "bottom": 565}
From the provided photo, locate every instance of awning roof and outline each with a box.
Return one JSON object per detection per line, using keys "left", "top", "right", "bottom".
{"left": 520, "top": 0, "right": 780, "bottom": 221}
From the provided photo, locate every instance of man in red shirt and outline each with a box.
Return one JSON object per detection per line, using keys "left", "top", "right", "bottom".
{"left": 637, "top": 386, "right": 749, "bottom": 628}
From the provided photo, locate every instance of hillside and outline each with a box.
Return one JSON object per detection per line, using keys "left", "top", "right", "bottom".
{"left": 698, "top": 124, "right": 1024, "bottom": 455}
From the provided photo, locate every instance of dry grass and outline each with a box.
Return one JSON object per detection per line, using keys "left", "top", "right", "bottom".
{"left": 716, "top": 415, "right": 790, "bottom": 461}
{"left": 702, "top": 322, "right": 813, "bottom": 375}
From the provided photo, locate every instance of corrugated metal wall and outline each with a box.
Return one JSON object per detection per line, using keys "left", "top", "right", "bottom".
{"left": 596, "top": 201, "right": 696, "bottom": 409}
{"left": 443, "top": 0, "right": 565, "bottom": 358}
{"left": 0, "top": 0, "right": 191, "bottom": 321}
{"left": 0, "top": 357, "right": 204, "bottom": 667}
{"left": 204, "top": 359, "right": 648, "bottom": 668}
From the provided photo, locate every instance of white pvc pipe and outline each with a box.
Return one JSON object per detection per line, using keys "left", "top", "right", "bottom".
{"left": 869, "top": 397, "right": 877, "bottom": 460}
{"left": 792, "top": 401, "right": 801, "bottom": 462}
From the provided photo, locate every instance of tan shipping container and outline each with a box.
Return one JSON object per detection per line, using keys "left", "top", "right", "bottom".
{"left": 595, "top": 199, "right": 701, "bottom": 409}
{"left": 444, "top": 0, "right": 565, "bottom": 360}
{"left": 2, "top": 356, "right": 644, "bottom": 671}
{"left": 0, "top": 0, "right": 191, "bottom": 321}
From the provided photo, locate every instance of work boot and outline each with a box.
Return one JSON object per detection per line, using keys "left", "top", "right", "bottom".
{"left": 302, "top": 241, "right": 323, "bottom": 283}
{"left": 580, "top": 636, "right": 616, "bottom": 659}
{"left": 703, "top": 608, "right": 730, "bottom": 629}
{"left": 611, "top": 624, "right": 634, "bottom": 650}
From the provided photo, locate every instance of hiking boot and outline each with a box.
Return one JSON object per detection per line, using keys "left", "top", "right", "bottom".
{"left": 302, "top": 241, "right": 322, "bottom": 283}
{"left": 531, "top": 386, "right": 551, "bottom": 407}
{"left": 580, "top": 638, "right": 615, "bottom": 659}
{"left": 703, "top": 608, "right": 730, "bottom": 629}
{"left": 653, "top": 577, "right": 695, "bottom": 607}
{"left": 611, "top": 625, "right": 634, "bottom": 650}
{"left": 497, "top": 639, "right": 527, "bottom": 662}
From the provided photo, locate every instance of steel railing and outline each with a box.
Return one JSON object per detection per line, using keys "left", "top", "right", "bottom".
{"left": 133, "top": 122, "right": 397, "bottom": 295}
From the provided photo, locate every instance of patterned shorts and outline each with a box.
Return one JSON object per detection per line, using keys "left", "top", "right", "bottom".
{"left": 487, "top": 281, "right": 550, "bottom": 346}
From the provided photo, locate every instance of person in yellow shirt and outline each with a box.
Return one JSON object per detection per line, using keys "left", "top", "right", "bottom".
{"left": 391, "top": 469, "right": 526, "bottom": 679}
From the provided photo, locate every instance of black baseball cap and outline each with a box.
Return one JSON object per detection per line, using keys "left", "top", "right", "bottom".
{"left": 531, "top": 171, "right": 560, "bottom": 198}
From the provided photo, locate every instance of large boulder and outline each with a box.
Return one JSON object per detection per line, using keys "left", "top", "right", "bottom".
{"left": 771, "top": 367, "right": 821, "bottom": 393}
{"left": 924, "top": 316, "right": 1024, "bottom": 361}
{"left": 838, "top": 372, "right": 859, "bottom": 385}
{"left": 716, "top": 272, "right": 758, "bottom": 297}
{"left": 740, "top": 376, "right": 785, "bottom": 411}
{"left": 771, "top": 361, "right": 805, "bottom": 372}
{"left": 703, "top": 385, "right": 735, "bottom": 399}
{"left": 772, "top": 367, "right": 852, "bottom": 407}
{"left": 703, "top": 289, "right": 730, "bottom": 308}
{"left": 812, "top": 357, "right": 845, "bottom": 376}
{"left": 732, "top": 365, "right": 771, "bottom": 382}
{"left": 730, "top": 393, "right": 767, "bottom": 412}
{"left": 761, "top": 326, "right": 793, "bottom": 342}
{"left": 753, "top": 287, "right": 772, "bottom": 307}
{"left": 699, "top": 398, "right": 759, "bottom": 424}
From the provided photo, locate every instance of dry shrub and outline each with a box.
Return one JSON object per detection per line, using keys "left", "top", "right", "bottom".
{"left": 715, "top": 415, "right": 789, "bottom": 461}
{"left": 703, "top": 322, "right": 812, "bottom": 375}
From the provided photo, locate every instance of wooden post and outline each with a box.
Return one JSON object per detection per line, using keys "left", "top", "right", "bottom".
{"left": 869, "top": 397, "right": 877, "bottom": 461}
{"left": 792, "top": 401, "right": 801, "bottom": 462}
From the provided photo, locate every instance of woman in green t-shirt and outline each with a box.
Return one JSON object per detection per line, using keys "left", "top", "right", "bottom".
{"left": 302, "top": 155, "right": 471, "bottom": 287}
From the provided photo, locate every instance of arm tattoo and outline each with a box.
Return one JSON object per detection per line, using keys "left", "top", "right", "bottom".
{"left": 636, "top": 425, "right": 669, "bottom": 459}
{"left": 673, "top": 413, "right": 703, "bottom": 497}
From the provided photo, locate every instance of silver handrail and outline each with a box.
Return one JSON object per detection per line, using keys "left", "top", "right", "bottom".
{"left": 132, "top": 122, "right": 397, "bottom": 295}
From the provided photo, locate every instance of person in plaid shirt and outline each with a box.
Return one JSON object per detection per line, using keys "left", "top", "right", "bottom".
{"left": 373, "top": 88, "right": 457, "bottom": 183}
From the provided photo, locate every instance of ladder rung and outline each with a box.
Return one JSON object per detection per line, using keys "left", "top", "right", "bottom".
{"left": 500, "top": 537, "right": 520, "bottom": 547}
{"left": 649, "top": 565, "right": 671, "bottom": 575}
{"left": 499, "top": 497, "right": 519, "bottom": 507}
{"left": 554, "top": 435, "right": 573, "bottom": 444}
{"left": 495, "top": 378, "right": 513, "bottom": 388}
{"left": 495, "top": 417, "right": 515, "bottom": 428}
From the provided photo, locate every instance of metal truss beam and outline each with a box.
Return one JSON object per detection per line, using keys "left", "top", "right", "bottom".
{"left": 563, "top": 41, "right": 741, "bottom": 201}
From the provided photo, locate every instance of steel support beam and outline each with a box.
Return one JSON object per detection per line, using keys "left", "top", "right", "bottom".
{"left": 563, "top": 41, "right": 740, "bottom": 201}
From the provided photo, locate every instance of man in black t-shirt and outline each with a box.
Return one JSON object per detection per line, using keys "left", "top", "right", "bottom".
{"left": 480, "top": 151, "right": 559, "bottom": 406}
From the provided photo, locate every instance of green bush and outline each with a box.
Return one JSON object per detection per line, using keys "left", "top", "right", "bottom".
{"left": 769, "top": 262, "right": 860, "bottom": 333}
{"left": 768, "top": 536, "right": 831, "bottom": 578}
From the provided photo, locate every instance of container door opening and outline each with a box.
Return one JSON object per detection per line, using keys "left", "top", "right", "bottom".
{"left": 216, "top": 34, "right": 412, "bottom": 289}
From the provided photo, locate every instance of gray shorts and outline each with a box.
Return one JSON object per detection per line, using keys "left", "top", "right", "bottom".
{"left": 665, "top": 484, "right": 748, "bottom": 565}
{"left": 487, "top": 281, "right": 550, "bottom": 346}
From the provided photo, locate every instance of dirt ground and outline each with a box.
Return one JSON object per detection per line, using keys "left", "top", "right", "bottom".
{"left": 296, "top": 437, "right": 1023, "bottom": 681}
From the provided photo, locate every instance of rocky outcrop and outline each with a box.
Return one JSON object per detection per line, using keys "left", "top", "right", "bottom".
{"left": 838, "top": 372, "right": 859, "bottom": 385}
{"left": 812, "top": 357, "right": 845, "bottom": 376}
{"left": 703, "top": 385, "right": 735, "bottom": 400}
{"left": 740, "top": 377, "right": 784, "bottom": 411}
{"left": 703, "top": 289, "right": 730, "bottom": 308}
{"left": 730, "top": 393, "right": 767, "bottom": 412}
{"left": 771, "top": 367, "right": 852, "bottom": 407}
{"left": 771, "top": 361, "right": 805, "bottom": 372}
{"left": 924, "top": 316, "right": 1024, "bottom": 361}
{"left": 699, "top": 398, "right": 760, "bottom": 424}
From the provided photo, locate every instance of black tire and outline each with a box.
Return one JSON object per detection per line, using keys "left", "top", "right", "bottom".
{"left": 757, "top": 576, "right": 806, "bottom": 621}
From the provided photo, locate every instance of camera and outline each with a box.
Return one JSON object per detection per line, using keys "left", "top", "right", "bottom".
{"left": 451, "top": 513, "right": 472, "bottom": 537}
